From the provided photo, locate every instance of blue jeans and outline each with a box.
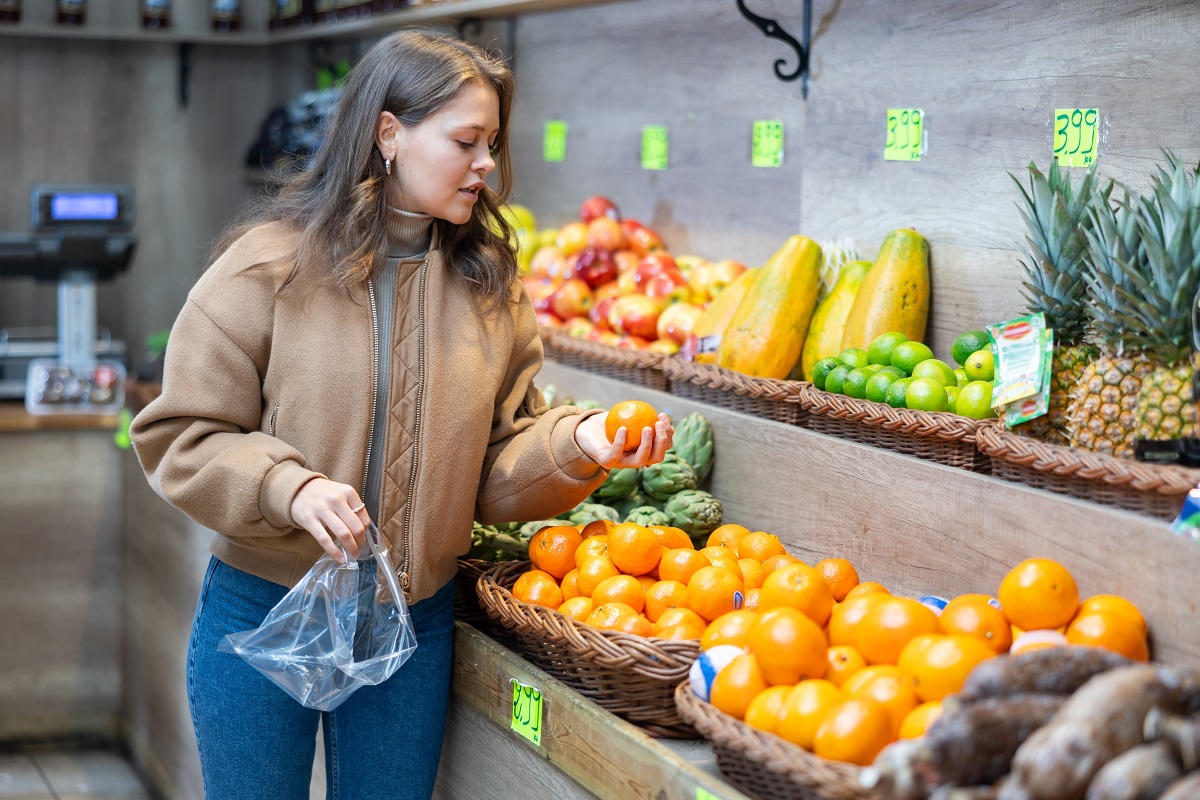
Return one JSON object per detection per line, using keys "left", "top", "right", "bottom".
{"left": 187, "top": 557, "right": 455, "bottom": 800}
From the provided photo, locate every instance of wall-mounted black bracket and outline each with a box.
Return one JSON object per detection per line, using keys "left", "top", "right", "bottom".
{"left": 178, "top": 42, "right": 195, "bottom": 110}
{"left": 736, "top": 0, "right": 812, "bottom": 98}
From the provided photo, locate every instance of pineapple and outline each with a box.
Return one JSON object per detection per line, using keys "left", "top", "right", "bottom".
{"left": 817, "top": 238, "right": 860, "bottom": 303}
{"left": 1065, "top": 183, "right": 1155, "bottom": 457}
{"left": 1010, "top": 160, "right": 1103, "bottom": 444}
{"left": 1125, "top": 153, "right": 1200, "bottom": 443}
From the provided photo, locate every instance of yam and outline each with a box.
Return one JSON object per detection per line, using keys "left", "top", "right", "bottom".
{"left": 1159, "top": 772, "right": 1200, "bottom": 800}
{"left": 951, "top": 647, "right": 1133, "bottom": 708}
{"left": 1084, "top": 741, "right": 1182, "bottom": 800}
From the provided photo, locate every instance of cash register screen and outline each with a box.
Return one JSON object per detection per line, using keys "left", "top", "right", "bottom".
{"left": 50, "top": 193, "right": 119, "bottom": 221}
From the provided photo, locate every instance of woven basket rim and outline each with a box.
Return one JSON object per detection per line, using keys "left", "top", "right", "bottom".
{"left": 673, "top": 682, "right": 876, "bottom": 800}
{"left": 662, "top": 357, "right": 808, "bottom": 404}
{"left": 476, "top": 560, "right": 699, "bottom": 678}
{"left": 541, "top": 329, "right": 669, "bottom": 370}
{"left": 976, "top": 420, "right": 1200, "bottom": 494}
{"left": 802, "top": 384, "right": 988, "bottom": 443}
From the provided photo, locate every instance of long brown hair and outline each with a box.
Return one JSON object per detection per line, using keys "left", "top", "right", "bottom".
{"left": 216, "top": 30, "right": 517, "bottom": 300}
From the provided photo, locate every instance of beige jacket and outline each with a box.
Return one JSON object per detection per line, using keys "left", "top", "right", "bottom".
{"left": 131, "top": 222, "right": 607, "bottom": 602}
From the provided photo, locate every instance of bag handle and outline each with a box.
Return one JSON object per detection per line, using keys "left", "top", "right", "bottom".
{"left": 360, "top": 522, "right": 408, "bottom": 612}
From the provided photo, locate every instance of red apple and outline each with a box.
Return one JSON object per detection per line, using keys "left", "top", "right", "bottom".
{"left": 556, "top": 221, "right": 589, "bottom": 256}
{"left": 586, "top": 327, "right": 621, "bottom": 346}
{"left": 615, "top": 335, "right": 650, "bottom": 350}
{"left": 586, "top": 217, "right": 627, "bottom": 251}
{"left": 589, "top": 296, "right": 618, "bottom": 331}
{"left": 645, "top": 270, "right": 691, "bottom": 304}
{"left": 529, "top": 245, "right": 563, "bottom": 279}
{"left": 549, "top": 277, "right": 594, "bottom": 320}
{"left": 547, "top": 252, "right": 580, "bottom": 282}
{"left": 580, "top": 196, "right": 620, "bottom": 224}
{"left": 614, "top": 250, "right": 641, "bottom": 275}
{"left": 620, "top": 219, "right": 665, "bottom": 257}
{"left": 564, "top": 316, "right": 595, "bottom": 339}
{"left": 575, "top": 247, "right": 618, "bottom": 289}
{"left": 656, "top": 302, "right": 703, "bottom": 345}
{"left": 525, "top": 277, "right": 560, "bottom": 314}
{"left": 708, "top": 260, "right": 748, "bottom": 296}
{"left": 685, "top": 260, "right": 714, "bottom": 302}
{"left": 594, "top": 281, "right": 622, "bottom": 303}
{"left": 616, "top": 269, "right": 639, "bottom": 296}
{"left": 609, "top": 294, "right": 663, "bottom": 340}
{"left": 633, "top": 253, "right": 681, "bottom": 290}
{"left": 645, "top": 339, "right": 681, "bottom": 354}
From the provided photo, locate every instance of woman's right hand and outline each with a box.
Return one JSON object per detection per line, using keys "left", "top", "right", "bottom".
{"left": 290, "top": 478, "right": 370, "bottom": 563}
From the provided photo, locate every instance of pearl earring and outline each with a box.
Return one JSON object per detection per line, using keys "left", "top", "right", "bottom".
{"left": 384, "top": 158, "right": 391, "bottom": 176}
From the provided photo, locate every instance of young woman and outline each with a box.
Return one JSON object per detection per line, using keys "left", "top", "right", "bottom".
{"left": 131, "top": 30, "right": 672, "bottom": 800}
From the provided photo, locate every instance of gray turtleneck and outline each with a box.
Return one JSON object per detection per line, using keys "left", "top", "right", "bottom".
{"left": 363, "top": 206, "right": 435, "bottom": 523}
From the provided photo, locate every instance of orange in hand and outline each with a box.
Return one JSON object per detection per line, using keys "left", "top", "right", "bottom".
{"left": 605, "top": 400, "right": 660, "bottom": 450}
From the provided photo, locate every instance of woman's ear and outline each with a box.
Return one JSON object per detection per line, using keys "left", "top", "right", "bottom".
{"left": 374, "top": 111, "right": 402, "bottom": 163}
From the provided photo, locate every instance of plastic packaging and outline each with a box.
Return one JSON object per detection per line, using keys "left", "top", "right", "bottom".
{"left": 219, "top": 523, "right": 417, "bottom": 711}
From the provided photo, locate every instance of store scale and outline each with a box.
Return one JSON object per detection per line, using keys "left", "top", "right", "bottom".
{"left": 0, "top": 184, "right": 137, "bottom": 414}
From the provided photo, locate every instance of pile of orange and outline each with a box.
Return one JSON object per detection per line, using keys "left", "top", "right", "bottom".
{"left": 698, "top": 554, "right": 1150, "bottom": 768}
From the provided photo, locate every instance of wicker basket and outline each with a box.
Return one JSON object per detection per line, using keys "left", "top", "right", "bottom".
{"left": 453, "top": 558, "right": 501, "bottom": 631}
{"left": 662, "top": 358, "right": 809, "bottom": 427}
{"left": 801, "top": 387, "right": 991, "bottom": 473}
{"left": 477, "top": 560, "right": 700, "bottom": 738}
{"left": 975, "top": 422, "right": 1200, "bottom": 521}
{"left": 674, "top": 682, "right": 877, "bottom": 800}
{"left": 540, "top": 329, "right": 669, "bottom": 392}
{"left": 124, "top": 379, "right": 162, "bottom": 415}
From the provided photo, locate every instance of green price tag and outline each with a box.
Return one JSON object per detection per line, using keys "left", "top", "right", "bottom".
{"left": 1053, "top": 108, "right": 1098, "bottom": 167}
{"left": 543, "top": 120, "right": 568, "bottom": 163}
{"left": 884, "top": 108, "right": 923, "bottom": 161}
{"left": 510, "top": 679, "right": 543, "bottom": 746}
{"left": 641, "top": 125, "right": 669, "bottom": 171}
{"left": 751, "top": 120, "right": 784, "bottom": 168}
{"left": 697, "top": 789, "right": 723, "bottom": 800}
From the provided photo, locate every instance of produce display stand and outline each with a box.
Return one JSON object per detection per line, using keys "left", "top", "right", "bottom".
{"left": 663, "top": 357, "right": 809, "bottom": 427}
{"left": 801, "top": 387, "right": 991, "bottom": 474}
{"left": 975, "top": 421, "right": 1200, "bottom": 522}
{"left": 540, "top": 328, "right": 670, "bottom": 391}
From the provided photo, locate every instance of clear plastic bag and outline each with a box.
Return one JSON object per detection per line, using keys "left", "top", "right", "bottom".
{"left": 218, "top": 522, "right": 417, "bottom": 711}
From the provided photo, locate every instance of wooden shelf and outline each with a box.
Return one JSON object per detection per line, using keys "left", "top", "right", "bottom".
{"left": 0, "top": 0, "right": 637, "bottom": 46}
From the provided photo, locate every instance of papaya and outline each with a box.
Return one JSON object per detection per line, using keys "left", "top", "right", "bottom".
{"left": 717, "top": 235, "right": 822, "bottom": 379}
{"left": 691, "top": 267, "right": 758, "bottom": 364}
{"left": 840, "top": 229, "right": 930, "bottom": 352}
{"left": 798, "top": 260, "right": 871, "bottom": 381}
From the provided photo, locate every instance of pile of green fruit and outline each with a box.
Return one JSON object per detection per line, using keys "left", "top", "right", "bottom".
{"left": 810, "top": 330, "right": 998, "bottom": 419}
{"left": 467, "top": 410, "right": 724, "bottom": 561}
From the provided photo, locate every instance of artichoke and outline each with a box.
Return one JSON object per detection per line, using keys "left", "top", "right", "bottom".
{"left": 591, "top": 467, "right": 641, "bottom": 502}
{"left": 516, "top": 518, "right": 573, "bottom": 542}
{"left": 670, "top": 412, "right": 714, "bottom": 482}
{"left": 612, "top": 488, "right": 653, "bottom": 519}
{"left": 567, "top": 502, "right": 621, "bottom": 526}
{"left": 468, "top": 521, "right": 532, "bottom": 562}
{"left": 575, "top": 400, "right": 605, "bottom": 411}
{"left": 663, "top": 489, "right": 723, "bottom": 542}
{"left": 640, "top": 452, "right": 698, "bottom": 501}
{"left": 624, "top": 506, "right": 671, "bottom": 527}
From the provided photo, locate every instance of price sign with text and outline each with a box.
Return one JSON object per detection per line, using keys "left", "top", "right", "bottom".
{"left": 697, "top": 789, "right": 724, "bottom": 800}
{"left": 884, "top": 108, "right": 924, "bottom": 161}
{"left": 641, "top": 125, "right": 669, "bottom": 171}
{"left": 510, "top": 679, "right": 543, "bottom": 746}
{"left": 752, "top": 120, "right": 784, "bottom": 168}
{"left": 543, "top": 120, "right": 568, "bottom": 163}
{"left": 1053, "top": 108, "right": 1098, "bottom": 167}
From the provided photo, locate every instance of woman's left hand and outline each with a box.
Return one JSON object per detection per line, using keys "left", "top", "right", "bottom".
{"left": 575, "top": 412, "right": 674, "bottom": 470}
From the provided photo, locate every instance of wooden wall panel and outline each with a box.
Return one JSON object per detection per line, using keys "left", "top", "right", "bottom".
{"left": 510, "top": 0, "right": 1200, "bottom": 357}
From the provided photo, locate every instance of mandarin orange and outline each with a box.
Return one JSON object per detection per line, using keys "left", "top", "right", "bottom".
{"left": 736, "top": 531, "right": 787, "bottom": 562}
{"left": 813, "top": 698, "right": 894, "bottom": 766}
{"left": 584, "top": 601, "right": 640, "bottom": 631}
{"left": 653, "top": 606, "right": 707, "bottom": 635}
{"left": 650, "top": 525, "right": 694, "bottom": 550}
{"left": 842, "top": 665, "right": 919, "bottom": 735}
{"left": 998, "top": 558, "right": 1079, "bottom": 631}
{"left": 644, "top": 580, "right": 689, "bottom": 623}
{"left": 759, "top": 563, "right": 835, "bottom": 627}
{"left": 659, "top": 548, "right": 711, "bottom": 585}
{"left": 1065, "top": 612, "right": 1149, "bottom": 662}
{"left": 855, "top": 597, "right": 940, "bottom": 665}
{"left": 845, "top": 581, "right": 891, "bottom": 600}
{"left": 700, "top": 609, "right": 759, "bottom": 651}
{"left": 898, "top": 701, "right": 942, "bottom": 739}
{"left": 748, "top": 606, "right": 828, "bottom": 685}
{"left": 576, "top": 555, "right": 620, "bottom": 597}
{"left": 706, "top": 523, "right": 752, "bottom": 550}
{"left": 1077, "top": 595, "right": 1148, "bottom": 638}
{"left": 512, "top": 570, "right": 564, "bottom": 609}
{"left": 744, "top": 685, "right": 792, "bottom": 734}
{"left": 591, "top": 574, "right": 646, "bottom": 613}
{"left": 557, "top": 596, "right": 594, "bottom": 622}
{"left": 709, "top": 653, "right": 769, "bottom": 720}
{"left": 825, "top": 645, "right": 868, "bottom": 688}
{"left": 608, "top": 522, "right": 664, "bottom": 575}
{"left": 605, "top": 400, "right": 659, "bottom": 451}
{"left": 776, "top": 679, "right": 843, "bottom": 750}
{"left": 939, "top": 596, "right": 1013, "bottom": 654}
{"left": 815, "top": 558, "right": 861, "bottom": 602}
{"left": 687, "top": 565, "right": 745, "bottom": 622}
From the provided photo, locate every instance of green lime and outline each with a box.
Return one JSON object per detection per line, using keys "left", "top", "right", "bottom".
{"left": 843, "top": 368, "right": 872, "bottom": 399}
{"left": 867, "top": 332, "right": 909, "bottom": 366}
{"left": 905, "top": 377, "right": 949, "bottom": 412}
{"left": 964, "top": 348, "right": 995, "bottom": 382}
{"left": 812, "top": 358, "right": 844, "bottom": 391}
{"left": 953, "top": 368, "right": 969, "bottom": 388}
{"left": 884, "top": 377, "right": 913, "bottom": 409}
{"left": 910, "top": 358, "right": 957, "bottom": 387}
{"left": 951, "top": 330, "right": 991, "bottom": 367}
{"left": 860, "top": 364, "right": 884, "bottom": 376}
{"left": 878, "top": 365, "right": 907, "bottom": 379}
{"left": 837, "top": 348, "right": 870, "bottom": 370}
{"left": 956, "top": 380, "right": 997, "bottom": 418}
{"left": 865, "top": 371, "right": 897, "bottom": 403}
{"left": 945, "top": 385, "right": 961, "bottom": 409}
{"left": 890, "top": 341, "right": 935, "bottom": 376}
{"left": 824, "top": 364, "right": 851, "bottom": 394}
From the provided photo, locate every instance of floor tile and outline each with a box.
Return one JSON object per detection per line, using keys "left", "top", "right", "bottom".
{"left": 0, "top": 755, "right": 49, "bottom": 798}
{"left": 31, "top": 751, "right": 144, "bottom": 796}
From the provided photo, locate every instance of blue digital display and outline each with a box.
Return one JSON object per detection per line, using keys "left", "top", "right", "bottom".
{"left": 50, "top": 193, "right": 119, "bottom": 221}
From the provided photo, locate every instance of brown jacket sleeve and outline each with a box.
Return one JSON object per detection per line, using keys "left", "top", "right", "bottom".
{"left": 475, "top": 293, "right": 608, "bottom": 524}
{"left": 130, "top": 247, "right": 323, "bottom": 537}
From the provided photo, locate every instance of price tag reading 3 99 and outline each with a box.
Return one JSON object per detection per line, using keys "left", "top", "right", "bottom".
{"left": 510, "top": 678, "right": 543, "bottom": 746}
{"left": 1053, "top": 108, "right": 1098, "bottom": 167}
{"left": 884, "top": 108, "right": 923, "bottom": 161}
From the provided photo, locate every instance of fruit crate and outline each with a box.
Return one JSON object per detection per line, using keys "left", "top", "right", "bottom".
{"left": 800, "top": 387, "right": 991, "bottom": 473}
{"left": 663, "top": 357, "right": 809, "bottom": 427}
{"left": 476, "top": 560, "right": 700, "bottom": 738}
{"left": 674, "top": 682, "right": 878, "bottom": 800}
{"left": 453, "top": 557, "right": 508, "bottom": 636}
{"left": 540, "top": 328, "right": 669, "bottom": 392}
{"left": 974, "top": 422, "right": 1200, "bottom": 521}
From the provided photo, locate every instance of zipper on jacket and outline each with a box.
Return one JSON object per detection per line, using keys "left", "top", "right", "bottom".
{"left": 361, "top": 280, "right": 380, "bottom": 505}
{"left": 268, "top": 403, "right": 279, "bottom": 437}
{"left": 398, "top": 258, "right": 429, "bottom": 602}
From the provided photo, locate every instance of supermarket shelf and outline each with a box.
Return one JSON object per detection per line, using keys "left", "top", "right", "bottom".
{"left": 538, "top": 360, "right": 1200, "bottom": 669}
{"left": 0, "top": 21, "right": 266, "bottom": 46}
{"left": 445, "top": 622, "right": 750, "bottom": 800}
{"left": 0, "top": 401, "right": 119, "bottom": 432}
